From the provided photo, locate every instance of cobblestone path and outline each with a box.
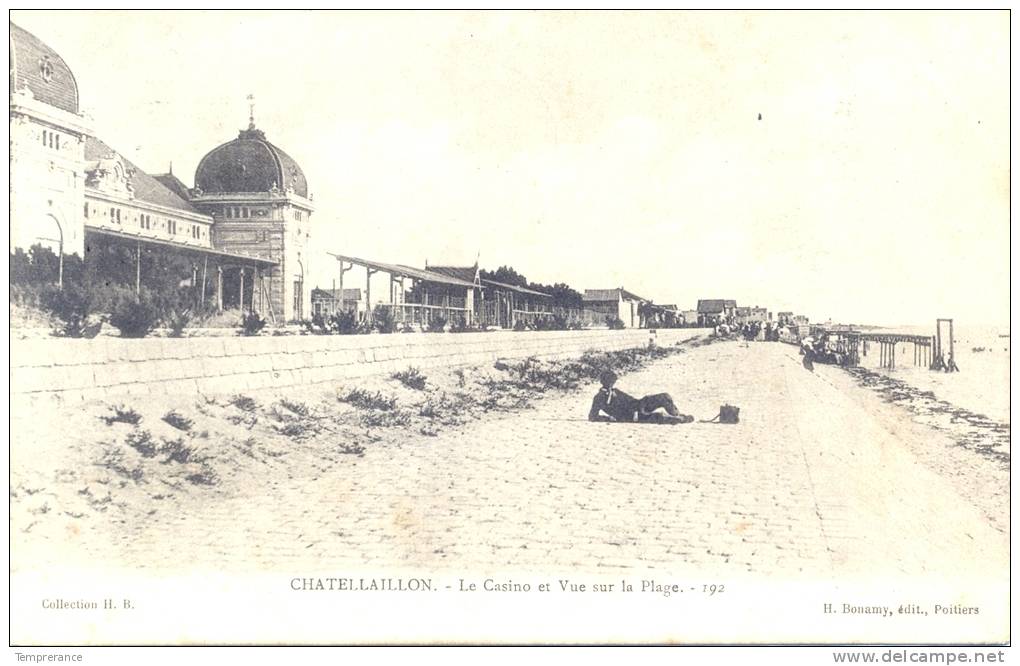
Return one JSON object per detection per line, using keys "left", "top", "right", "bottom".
{"left": 81, "top": 342, "right": 1007, "bottom": 580}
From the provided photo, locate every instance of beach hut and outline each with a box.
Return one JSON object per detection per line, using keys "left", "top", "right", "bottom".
{"left": 697, "top": 299, "right": 737, "bottom": 326}
{"left": 311, "top": 287, "right": 363, "bottom": 318}
{"left": 583, "top": 288, "right": 648, "bottom": 328}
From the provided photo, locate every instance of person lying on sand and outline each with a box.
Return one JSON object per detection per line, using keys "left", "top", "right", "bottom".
{"left": 588, "top": 370, "right": 694, "bottom": 424}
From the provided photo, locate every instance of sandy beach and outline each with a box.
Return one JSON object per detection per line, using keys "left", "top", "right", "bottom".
{"left": 11, "top": 337, "right": 1008, "bottom": 582}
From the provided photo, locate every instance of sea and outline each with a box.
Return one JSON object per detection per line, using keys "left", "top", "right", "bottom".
{"left": 852, "top": 324, "right": 1010, "bottom": 424}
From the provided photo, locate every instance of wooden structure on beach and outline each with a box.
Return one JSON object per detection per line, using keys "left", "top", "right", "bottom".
{"left": 426, "top": 264, "right": 558, "bottom": 328}
{"left": 814, "top": 328, "right": 938, "bottom": 370}
{"left": 329, "top": 253, "right": 479, "bottom": 326}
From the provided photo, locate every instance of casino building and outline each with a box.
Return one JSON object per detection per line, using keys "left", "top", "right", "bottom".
{"left": 9, "top": 22, "right": 313, "bottom": 322}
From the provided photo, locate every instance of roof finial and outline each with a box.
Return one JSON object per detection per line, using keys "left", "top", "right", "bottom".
{"left": 247, "top": 93, "right": 255, "bottom": 129}
{"left": 169, "top": 161, "right": 173, "bottom": 175}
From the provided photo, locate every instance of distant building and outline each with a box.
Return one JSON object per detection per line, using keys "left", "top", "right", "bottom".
{"left": 681, "top": 309, "right": 699, "bottom": 326}
{"left": 777, "top": 312, "right": 795, "bottom": 325}
{"left": 735, "top": 306, "right": 769, "bottom": 324}
{"left": 311, "top": 288, "right": 363, "bottom": 317}
{"left": 792, "top": 315, "right": 809, "bottom": 326}
{"left": 696, "top": 299, "right": 737, "bottom": 326}
{"left": 583, "top": 288, "right": 648, "bottom": 328}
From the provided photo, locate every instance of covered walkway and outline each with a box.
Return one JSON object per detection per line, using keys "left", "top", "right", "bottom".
{"left": 85, "top": 226, "right": 279, "bottom": 321}
{"left": 329, "top": 253, "right": 478, "bottom": 326}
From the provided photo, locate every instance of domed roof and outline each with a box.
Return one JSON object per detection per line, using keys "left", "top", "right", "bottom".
{"left": 9, "top": 22, "right": 79, "bottom": 114}
{"left": 194, "top": 126, "right": 308, "bottom": 198}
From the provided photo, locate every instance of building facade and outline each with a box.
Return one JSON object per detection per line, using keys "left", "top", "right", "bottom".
{"left": 9, "top": 22, "right": 311, "bottom": 322}
{"left": 9, "top": 22, "right": 90, "bottom": 260}
{"left": 583, "top": 288, "right": 647, "bottom": 328}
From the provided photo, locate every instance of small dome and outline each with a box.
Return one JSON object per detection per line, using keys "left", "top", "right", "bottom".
{"left": 9, "top": 22, "right": 79, "bottom": 114}
{"left": 194, "top": 126, "right": 308, "bottom": 198}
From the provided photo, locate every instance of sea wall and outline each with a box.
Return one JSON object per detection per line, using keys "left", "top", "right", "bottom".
{"left": 10, "top": 328, "right": 710, "bottom": 403}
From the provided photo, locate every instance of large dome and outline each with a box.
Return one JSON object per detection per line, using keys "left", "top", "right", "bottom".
{"left": 9, "top": 22, "right": 79, "bottom": 114}
{"left": 194, "top": 126, "right": 308, "bottom": 198}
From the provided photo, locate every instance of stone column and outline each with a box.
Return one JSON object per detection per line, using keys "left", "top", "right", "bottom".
{"left": 238, "top": 268, "right": 246, "bottom": 312}
{"left": 216, "top": 267, "right": 224, "bottom": 311}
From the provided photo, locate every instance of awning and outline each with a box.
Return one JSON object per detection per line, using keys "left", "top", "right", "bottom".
{"left": 85, "top": 226, "right": 278, "bottom": 267}
{"left": 329, "top": 253, "right": 478, "bottom": 288}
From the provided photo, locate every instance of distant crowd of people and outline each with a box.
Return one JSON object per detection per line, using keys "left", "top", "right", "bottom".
{"left": 714, "top": 320, "right": 784, "bottom": 343}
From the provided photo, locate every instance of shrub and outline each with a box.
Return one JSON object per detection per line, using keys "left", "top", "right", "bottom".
{"left": 337, "top": 388, "right": 398, "bottom": 411}
{"left": 305, "top": 313, "right": 331, "bottom": 335}
{"left": 450, "top": 319, "right": 485, "bottom": 333}
{"left": 240, "top": 311, "right": 267, "bottom": 336}
{"left": 535, "top": 314, "right": 569, "bottom": 331}
{"left": 161, "top": 437, "right": 198, "bottom": 464}
{"left": 373, "top": 307, "right": 396, "bottom": 334}
{"left": 392, "top": 366, "right": 427, "bottom": 391}
{"left": 40, "top": 283, "right": 92, "bottom": 337}
{"left": 361, "top": 409, "right": 413, "bottom": 428}
{"left": 109, "top": 296, "right": 160, "bottom": 338}
{"left": 186, "top": 468, "right": 220, "bottom": 486}
{"left": 338, "top": 441, "right": 366, "bottom": 456}
{"left": 125, "top": 430, "right": 158, "bottom": 458}
{"left": 513, "top": 319, "right": 529, "bottom": 332}
{"left": 277, "top": 421, "right": 314, "bottom": 439}
{"left": 229, "top": 394, "right": 259, "bottom": 412}
{"left": 279, "top": 399, "right": 310, "bottom": 417}
{"left": 98, "top": 446, "right": 145, "bottom": 483}
{"left": 158, "top": 287, "right": 200, "bottom": 337}
{"left": 162, "top": 410, "right": 194, "bottom": 432}
{"left": 330, "top": 310, "right": 361, "bottom": 335}
{"left": 101, "top": 405, "right": 142, "bottom": 426}
{"left": 426, "top": 317, "right": 447, "bottom": 333}
{"left": 164, "top": 305, "right": 194, "bottom": 337}
{"left": 606, "top": 316, "right": 626, "bottom": 330}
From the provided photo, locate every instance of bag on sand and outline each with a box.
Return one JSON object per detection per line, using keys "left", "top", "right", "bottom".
{"left": 717, "top": 404, "right": 740, "bottom": 424}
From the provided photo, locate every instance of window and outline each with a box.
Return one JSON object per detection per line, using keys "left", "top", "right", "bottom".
{"left": 55, "top": 135, "right": 60, "bottom": 150}
{"left": 110, "top": 208, "right": 116, "bottom": 223}
{"left": 225, "top": 206, "right": 232, "bottom": 219}
{"left": 192, "top": 225, "right": 200, "bottom": 239}
{"left": 41, "top": 130, "right": 47, "bottom": 146}
{"left": 116, "top": 209, "right": 121, "bottom": 224}
{"left": 295, "top": 210, "right": 303, "bottom": 221}
{"left": 83, "top": 202, "right": 89, "bottom": 219}
{"left": 242, "top": 208, "right": 249, "bottom": 218}
{"left": 168, "top": 220, "right": 177, "bottom": 235}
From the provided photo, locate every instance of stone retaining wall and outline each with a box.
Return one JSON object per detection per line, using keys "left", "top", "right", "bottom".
{"left": 10, "top": 328, "right": 710, "bottom": 403}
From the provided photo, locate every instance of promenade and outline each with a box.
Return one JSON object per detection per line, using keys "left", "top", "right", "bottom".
{"left": 13, "top": 340, "right": 1008, "bottom": 582}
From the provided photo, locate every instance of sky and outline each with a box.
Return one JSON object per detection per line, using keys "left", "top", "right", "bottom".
{"left": 11, "top": 10, "right": 1010, "bottom": 327}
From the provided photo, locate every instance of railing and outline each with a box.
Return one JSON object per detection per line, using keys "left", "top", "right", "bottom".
{"left": 375, "top": 302, "right": 470, "bottom": 326}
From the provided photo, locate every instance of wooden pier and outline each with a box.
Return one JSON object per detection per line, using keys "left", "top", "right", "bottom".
{"left": 816, "top": 330, "right": 936, "bottom": 370}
